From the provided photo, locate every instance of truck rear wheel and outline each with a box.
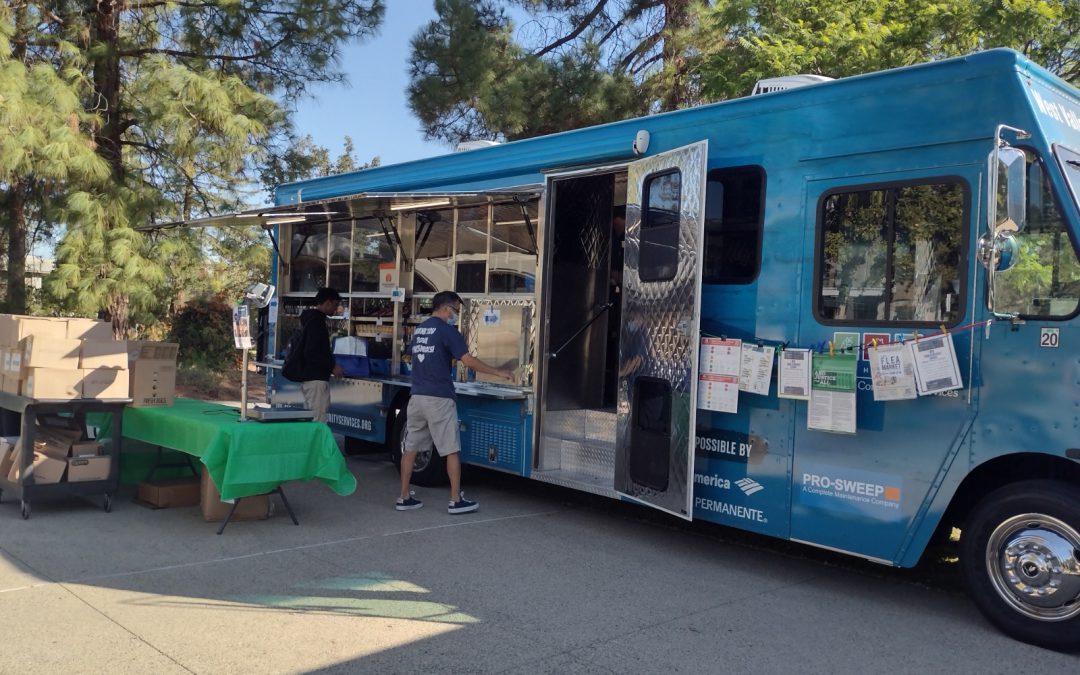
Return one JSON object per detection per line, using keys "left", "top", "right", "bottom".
{"left": 389, "top": 404, "right": 447, "bottom": 487}
{"left": 960, "top": 480, "right": 1080, "bottom": 649}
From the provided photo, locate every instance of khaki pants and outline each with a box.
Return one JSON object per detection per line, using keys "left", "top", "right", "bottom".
{"left": 301, "top": 380, "right": 331, "bottom": 423}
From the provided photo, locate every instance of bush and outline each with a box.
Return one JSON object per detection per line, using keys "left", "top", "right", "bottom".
{"left": 176, "top": 364, "right": 222, "bottom": 395}
{"left": 168, "top": 294, "right": 237, "bottom": 371}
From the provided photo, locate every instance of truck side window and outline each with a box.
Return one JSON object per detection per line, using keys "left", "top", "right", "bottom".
{"left": 817, "top": 180, "right": 967, "bottom": 325}
{"left": 993, "top": 149, "right": 1080, "bottom": 318}
{"left": 703, "top": 166, "right": 765, "bottom": 284}
{"left": 640, "top": 170, "right": 681, "bottom": 282}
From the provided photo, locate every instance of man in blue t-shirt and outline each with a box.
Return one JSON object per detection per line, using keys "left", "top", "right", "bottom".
{"left": 398, "top": 291, "right": 513, "bottom": 514}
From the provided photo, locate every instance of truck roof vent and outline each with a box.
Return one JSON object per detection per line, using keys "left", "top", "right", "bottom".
{"left": 455, "top": 140, "right": 501, "bottom": 152}
{"left": 750, "top": 74, "right": 834, "bottom": 96}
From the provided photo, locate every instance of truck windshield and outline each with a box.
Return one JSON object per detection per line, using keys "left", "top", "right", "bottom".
{"left": 994, "top": 149, "right": 1080, "bottom": 318}
{"left": 1058, "top": 144, "right": 1080, "bottom": 214}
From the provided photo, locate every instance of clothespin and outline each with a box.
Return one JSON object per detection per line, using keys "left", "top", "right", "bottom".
{"left": 984, "top": 318, "right": 993, "bottom": 340}
{"left": 755, "top": 338, "right": 764, "bottom": 349}
{"left": 871, "top": 338, "right": 878, "bottom": 350}
{"left": 939, "top": 324, "right": 948, "bottom": 336}
{"left": 912, "top": 331, "right": 920, "bottom": 342}
{"left": 828, "top": 341, "right": 835, "bottom": 357}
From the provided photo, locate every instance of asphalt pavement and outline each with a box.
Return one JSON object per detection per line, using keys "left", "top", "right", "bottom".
{"left": 1, "top": 453, "right": 1076, "bottom": 674}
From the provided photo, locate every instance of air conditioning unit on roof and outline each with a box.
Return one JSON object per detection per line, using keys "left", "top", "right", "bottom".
{"left": 455, "top": 140, "right": 501, "bottom": 152}
{"left": 751, "top": 74, "right": 834, "bottom": 96}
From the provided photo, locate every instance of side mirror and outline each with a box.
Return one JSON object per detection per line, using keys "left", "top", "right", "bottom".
{"left": 989, "top": 146, "right": 1027, "bottom": 234}
{"left": 977, "top": 231, "right": 1019, "bottom": 272}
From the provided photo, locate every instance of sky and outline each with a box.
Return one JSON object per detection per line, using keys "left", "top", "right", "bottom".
{"left": 291, "top": 0, "right": 450, "bottom": 167}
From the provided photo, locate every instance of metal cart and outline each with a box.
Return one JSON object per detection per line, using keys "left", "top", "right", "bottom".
{"left": 0, "top": 392, "right": 129, "bottom": 519}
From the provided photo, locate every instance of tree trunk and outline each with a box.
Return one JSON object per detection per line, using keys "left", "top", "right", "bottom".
{"left": 660, "top": 0, "right": 692, "bottom": 111}
{"left": 6, "top": 181, "right": 29, "bottom": 315}
{"left": 92, "top": 0, "right": 125, "bottom": 178}
{"left": 92, "top": 0, "right": 130, "bottom": 337}
{"left": 107, "top": 292, "right": 129, "bottom": 340}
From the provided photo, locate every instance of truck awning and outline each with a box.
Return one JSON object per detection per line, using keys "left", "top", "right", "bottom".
{"left": 137, "top": 187, "right": 543, "bottom": 232}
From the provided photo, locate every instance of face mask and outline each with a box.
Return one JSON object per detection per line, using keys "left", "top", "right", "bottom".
{"left": 447, "top": 311, "right": 459, "bottom": 326}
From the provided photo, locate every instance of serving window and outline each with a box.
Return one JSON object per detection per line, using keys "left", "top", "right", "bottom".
{"left": 289, "top": 221, "right": 329, "bottom": 293}
{"left": 413, "top": 208, "right": 455, "bottom": 294}
{"left": 489, "top": 201, "right": 539, "bottom": 293}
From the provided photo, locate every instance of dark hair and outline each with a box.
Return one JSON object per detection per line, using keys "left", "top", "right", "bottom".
{"left": 314, "top": 287, "right": 342, "bottom": 304}
{"left": 432, "top": 290, "right": 462, "bottom": 312}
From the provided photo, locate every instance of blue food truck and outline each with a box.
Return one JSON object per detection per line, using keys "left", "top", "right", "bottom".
{"left": 186, "top": 49, "right": 1080, "bottom": 648}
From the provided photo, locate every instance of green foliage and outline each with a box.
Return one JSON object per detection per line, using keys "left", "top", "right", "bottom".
{"left": 3, "top": 1, "right": 385, "bottom": 333}
{"left": 168, "top": 294, "right": 238, "bottom": 371}
{"left": 700, "top": 0, "right": 1080, "bottom": 100}
{"left": 176, "top": 364, "right": 225, "bottom": 397}
{"left": 408, "top": 0, "right": 704, "bottom": 143}
{"left": 259, "top": 134, "right": 381, "bottom": 194}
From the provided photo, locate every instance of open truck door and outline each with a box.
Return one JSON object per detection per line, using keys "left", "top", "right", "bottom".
{"left": 615, "top": 141, "right": 708, "bottom": 519}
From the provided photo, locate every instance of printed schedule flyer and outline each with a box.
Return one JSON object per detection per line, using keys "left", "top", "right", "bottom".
{"left": 808, "top": 352, "right": 857, "bottom": 434}
{"left": 698, "top": 337, "right": 741, "bottom": 413}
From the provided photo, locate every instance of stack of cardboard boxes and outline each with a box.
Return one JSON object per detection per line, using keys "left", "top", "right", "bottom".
{"left": 0, "top": 314, "right": 178, "bottom": 405}
{"left": 0, "top": 314, "right": 181, "bottom": 487}
{"left": 0, "top": 421, "right": 111, "bottom": 485}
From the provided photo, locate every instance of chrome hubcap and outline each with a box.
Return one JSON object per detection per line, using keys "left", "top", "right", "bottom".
{"left": 985, "top": 513, "right": 1080, "bottom": 621}
{"left": 412, "top": 448, "right": 432, "bottom": 472}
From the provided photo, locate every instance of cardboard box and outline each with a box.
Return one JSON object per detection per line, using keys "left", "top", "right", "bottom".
{"left": 79, "top": 340, "right": 129, "bottom": 369}
{"left": 24, "top": 367, "right": 82, "bottom": 400}
{"left": 137, "top": 477, "right": 201, "bottom": 508}
{"left": 21, "top": 335, "right": 82, "bottom": 370}
{"left": 199, "top": 469, "right": 269, "bottom": 522}
{"left": 6, "top": 348, "right": 22, "bottom": 377}
{"left": 67, "top": 455, "right": 110, "bottom": 482}
{"left": 0, "top": 374, "right": 19, "bottom": 396}
{"left": 125, "top": 342, "right": 178, "bottom": 407}
{"left": 66, "top": 318, "right": 114, "bottom": 341}
{"left": 70, "top": 441, "right": 102, "bottom": 457}
{"left": 0, "top": 437, "right": 19, "bottom": 478}
{"left": 0, "top": 315, "right": 68, "bottom": 348}
{"left": 32, "top": 426, "right": 83, "bottom": 459}
{"left": 7, "top": 451, "right": 66, "bottom": 484}
{"left": 81, "top": 368, "right": 130, "bottom": 400}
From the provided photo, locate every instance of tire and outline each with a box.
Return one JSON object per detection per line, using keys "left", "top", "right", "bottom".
{"left": 389, "top": 402, "right": 446, "bottom": 487}
{"left": 959, "top": 480, "right": 1080, "bottom": 650}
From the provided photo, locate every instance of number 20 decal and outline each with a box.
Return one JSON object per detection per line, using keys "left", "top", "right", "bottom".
{"left": 1040, "top": 327, "right": 1060, "bottom": 348}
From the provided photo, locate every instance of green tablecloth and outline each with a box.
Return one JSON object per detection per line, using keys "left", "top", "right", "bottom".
{"left": 121, "top": 398, "right": 357, "bottom": 500}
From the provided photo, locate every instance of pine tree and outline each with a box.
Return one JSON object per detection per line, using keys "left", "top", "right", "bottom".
{"left": 699, "top": 0, "right": 1080, "bottom": 100}
{"left": 408, "top": 0, "right": 708, "bottom": 143}
{"left": 0, "top": 3, "right": 109, "bottom": 314}
{"left": 14, "top": 1, "right": 386, "bottom": 336}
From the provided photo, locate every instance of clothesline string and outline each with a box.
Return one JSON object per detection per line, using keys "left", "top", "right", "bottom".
{"left": 701, "top": 318, "right": 995, "bottom": 354}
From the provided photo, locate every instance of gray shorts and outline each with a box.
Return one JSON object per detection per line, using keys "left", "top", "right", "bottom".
{"left": 404, "top": 395, "right": 460, "bottom": 457}
{"left": 301, "top": 380, "right": 331, "bottom": 423}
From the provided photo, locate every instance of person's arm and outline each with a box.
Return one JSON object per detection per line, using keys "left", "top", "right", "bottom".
{"left": 459, "top": 353, "right": 514, "bottom": 382}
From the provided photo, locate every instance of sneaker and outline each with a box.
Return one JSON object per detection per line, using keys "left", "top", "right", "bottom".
{"left": 396, "top": 491, "right": 423, "bottom": 511}
{"left": 448, "top": 492, "right": 478, "bottom": 514}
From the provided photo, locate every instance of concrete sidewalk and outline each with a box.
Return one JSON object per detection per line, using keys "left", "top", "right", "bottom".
{"left": 0, "top": 456, "right": 1074, "bottom": 674}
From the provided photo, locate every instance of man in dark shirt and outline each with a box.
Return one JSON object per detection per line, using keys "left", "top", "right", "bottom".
{"left": 398, "top": 291, "right": 513, "bottom": 514}
{"left": 295, "top": 287, "right": 344, "bottom": 423}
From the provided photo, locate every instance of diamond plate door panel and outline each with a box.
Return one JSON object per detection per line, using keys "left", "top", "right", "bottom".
{"left": 615, "top": 141, "right": 708, "bottom": 520}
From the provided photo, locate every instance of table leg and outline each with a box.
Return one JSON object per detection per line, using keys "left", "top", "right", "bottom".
{"left": 216, "top": 499, "right": 242, "bottom": 535}
{"left": 273, "top": 486, "right": 300, "bottom": 526}
{"left": 145, "top": 446, "right": 200, "bottom": 482}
